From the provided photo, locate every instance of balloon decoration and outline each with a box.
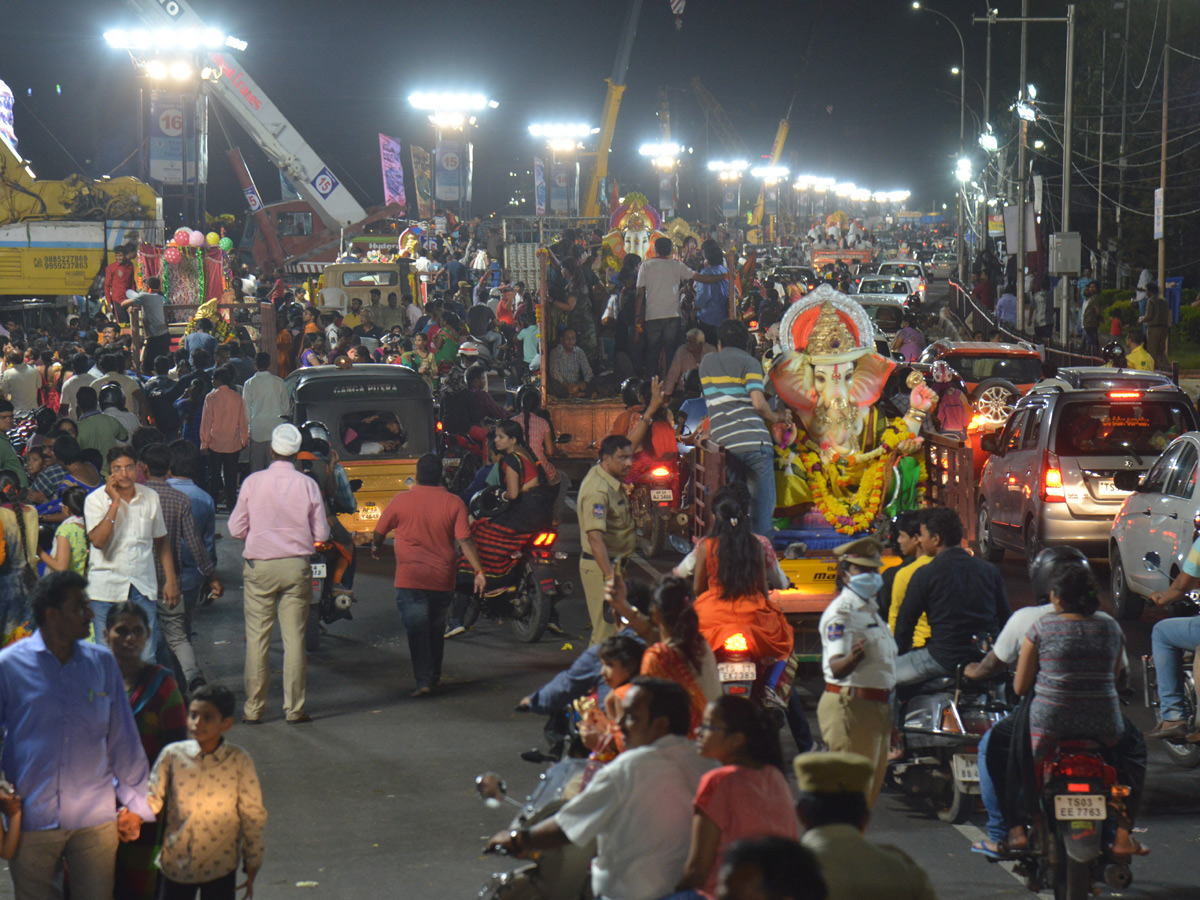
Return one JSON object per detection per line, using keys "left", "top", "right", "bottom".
{"left": 164, "top": 245, "right": 182, "bottom": 265}
{"left": 218, "top": 236, "right": 233, "bottom": 252}
{"left": 188, "top": 230, "right": 205, "bottom": 248}
{"left": 205, "top": 232, "right": 220, "bottom": 246}
{"left": 174, "top": 227, "right": 191, "bottom": 246}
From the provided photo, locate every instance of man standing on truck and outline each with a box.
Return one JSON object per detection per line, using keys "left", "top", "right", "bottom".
{"left": 104, "top": 245, "right": 135, "bottom": 324}
{"left": 699, "top": 319, "right": 791, "bottom": 539}
{"left": 576, "top": 435, "right": 635, "bottom": 646}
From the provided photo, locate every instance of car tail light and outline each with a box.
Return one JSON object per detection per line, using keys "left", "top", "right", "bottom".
{"left": 1041, "top": 450, "right": 1065, "bottom": 502}
{"left": 724, "top": 633, "right": 749, "bottom": 653}
{"left": 1067, "top": 783, "right": 1092, "bottom": 793}
{"left": 1109, "top": 391, "right": 1141, "bottom": 400}
{"left": 650, "top": 465, "right": 671, "bottom": 478}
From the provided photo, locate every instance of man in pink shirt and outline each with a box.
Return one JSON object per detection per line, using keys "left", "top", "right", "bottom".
{"left": 200, "top": 365, "right": 249, "bottom": 511}
{"left": 371, "top": 454, "right": 487, "bottom": 697}
{"left": 229, "top": 423, "right": 330, "bottom": 723}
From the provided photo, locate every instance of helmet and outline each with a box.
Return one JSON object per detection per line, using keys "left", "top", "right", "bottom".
{"left": 930, "top": 359, "right": 954, "bottom": 384}
{"left": 458, "top": 340, "right": 483, "bottom": 359}
{"left": 514, "top": 383, "right": 541, "bottom": 413}
{"left": 298, "top": 420, "right": 332, "bottom": 457}
{"left": 620, "top": 377, "right": 645, "bottom": 408}
{"left": 1102, "top": 342, "right": 1127, "bottom": 367}
{"left": 381, "top": 332, "right": 401, "bottom": 346}
{"left": 469, "top": 484, "right": 510, "bottom": 520}
{"left": 1029, "top": 546, "right": 1091, "bottom": 604}
{"left": 489, "top": 287, "right": 502, "bottom": 299}
{"left": 98, "top": 382, "right": 126, "bottom": 410}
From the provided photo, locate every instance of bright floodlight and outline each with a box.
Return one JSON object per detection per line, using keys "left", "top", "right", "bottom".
{"left": 1033, "top": 139, "right": 1045, "bottom": 149}
{"left": 639, "top": 142, "right": 681, "bottom": 158}
{"left": 951, "top": 67, "right": 961, "bottom": 75}
{"left": 751, "top": 165, "right": 788, "bottom": 179}
{"left": 834, "top": 182, "right": 857, "bottom": 197}
{"left": 409, "top": 92, "right": 491, "bottom": 111}
{"left": 430, "top": 112, "right": 466, "bottom": 129}
{"left": 169, "top": 61, "right": 192, "bottom": 80}
{"left": 1015, "top": 102, "right": 1037, "bottom": 122}
{"left": 106, "top": 26, "right": 246, "bottom": 51}
{"left": 529, "top": 123, "right": 594, "bottom": 138}
{"left": 978, "top": 132, "right": 999, "bottom": 152}
{"left": 707, "top": 160, "right": 748, "bottom": 172}
{"left": 912, "top": 1, "right": 921, "bottom": 7}
{"left": 1026, "top": 83, "right": 1037, "bottom": 100}
{"left": 202, "top": 28, "right": 223, "bottom": 48}
{"left": 145, "top": 60, "right": 168, "bottom": 80}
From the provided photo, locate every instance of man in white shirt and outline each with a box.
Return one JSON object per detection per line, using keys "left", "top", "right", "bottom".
{"left": 635, "top": 237, "right": 696, "bottom": 379}
{"left": 487, "top": 678, "right": 712, "bottom": 900}
{"left": 84, "top": 444, "right": 180, "bottom": 661}
{"left": 242, "top": 352, "right": 291, "bottom": 472}
{"left": 59, "top": 353, "right": 97, "bottom": 420}
{"left": 0, "top": 348, "right": 40, "bottom": 415}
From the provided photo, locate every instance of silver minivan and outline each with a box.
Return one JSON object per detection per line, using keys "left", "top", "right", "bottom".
{"left": 976, "top": 372, "right": 1198, "bottom": 561}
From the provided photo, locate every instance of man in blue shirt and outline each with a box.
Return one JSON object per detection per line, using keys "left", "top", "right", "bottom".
{"left": 0, "top": 571, "right": 153, "bottom": 898}
{"left": 693, "top": 242, "right": 730, "bottom": 347}
{"left": 168, "top": 439, "right": 217, "bottom": 617}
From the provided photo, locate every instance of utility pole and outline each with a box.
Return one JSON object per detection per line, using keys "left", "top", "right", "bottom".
{"left": 1061, "top": 5, "right": 1076, "bottom": 345}
{"left": 1097, "top": 30, "right": 1106, "bottom": 283}
{"left": 1017, "top": 0, "right": 1028, "bottom": 330}
{"left": 1158, "top": 0, "right": 1172, "bottom": 293}
{"left": 1116, "top": 0, "right": 1131, "bottom": 284}
{"left": 981, "top": 13, "right": 992, "bottom": 262}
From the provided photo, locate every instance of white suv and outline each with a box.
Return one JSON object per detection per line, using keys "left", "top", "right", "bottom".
{"left": 876, "top": 260, "right": 927, "bottom": 300}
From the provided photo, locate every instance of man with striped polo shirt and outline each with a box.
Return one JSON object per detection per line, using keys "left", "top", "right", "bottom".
{"left": 699, "top": 319, "right": 790, "bottom": 537}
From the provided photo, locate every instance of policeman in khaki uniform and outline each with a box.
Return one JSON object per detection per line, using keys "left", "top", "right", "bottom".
{"left": 576, "top": 435, "right": 635, "bottom": 646}
{"left": 795, "top": 752, "right": 938, "bottom": 900}
{"left": 817, "top": 537, "right": 897, "bottom": 806}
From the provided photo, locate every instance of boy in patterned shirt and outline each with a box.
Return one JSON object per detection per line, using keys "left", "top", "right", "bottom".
{"left": 148, "top": 684, "right": 267, "bottom": 899}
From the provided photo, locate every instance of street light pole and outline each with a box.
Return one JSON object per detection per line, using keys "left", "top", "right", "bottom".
{"left": 915, "top": 3, "right": 968, "bottom": 284}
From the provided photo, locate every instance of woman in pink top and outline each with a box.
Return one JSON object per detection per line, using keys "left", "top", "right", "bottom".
{"left": 509, "top": 388, "right": 559, "bottom": 485}
{"left": 676, "top": 695, "right": 800, "bottom": 899}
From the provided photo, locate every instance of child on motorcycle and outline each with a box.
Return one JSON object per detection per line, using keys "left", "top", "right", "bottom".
{"left": 579, "top": 634, "right": 646, "bottom": 761}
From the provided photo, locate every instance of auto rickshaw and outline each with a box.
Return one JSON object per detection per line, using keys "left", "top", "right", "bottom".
{"left": 285, "top": 363, "right": 436, "bottom": 535}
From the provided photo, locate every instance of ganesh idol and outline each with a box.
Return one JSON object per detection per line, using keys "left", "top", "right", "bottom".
{"left": 768, "top": 284, "right": 937, "bottom": 535}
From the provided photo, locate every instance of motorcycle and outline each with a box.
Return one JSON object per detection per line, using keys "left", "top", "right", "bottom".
{"left": 459, "top": 509, "right": 573, "bottom": 644}
{"left": 1007, "top": 741, "right": 1136, "bottom": 900}
{"left": 305, "top": 540, "right": 354, "bottom": 651}
{"left": 439, "top": 425, "right": 488, "bottom": 496}
{"left": 888, "top": 637, "right": 1011, "bottom": 823}
{"left": 475, "top": 760, "right": 599, "bottom": 900}
{"left": 1140, "top": 551, "right": 1200, "bottom": 768}
{"left": 629, "top": 457, "right": 692, "bottom": 559}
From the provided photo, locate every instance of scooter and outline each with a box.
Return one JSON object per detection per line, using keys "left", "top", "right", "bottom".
{"left": 458, "top": 517, "right": 573, "bottom": 644}
{"left": 475, "top": 761, "right": 599, "bottom": 900}
{"left": 1140, "top": 550, "right": 1200, "bottom": 768}
{"left": 629, "top": 457, "right": 692, "bottom": 559}
{"left": 305, "top": 541, "right": 354, "bottom": 651}
{"left": 1007, "top": 742, "right": 1136, "bottom": 900}
{"left": 888, "top": 637, "right": 1010, "bottom": 823}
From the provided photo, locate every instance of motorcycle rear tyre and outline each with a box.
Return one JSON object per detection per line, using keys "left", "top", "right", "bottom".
{"left": 462, "top": 595, "right": 481, "bottom": 629}
{"left": 639, "top": 513, "right": 666, "bottom": 559}
{"left": 1053, "top": 835, "right": 1092, "bottom": 900}
{"left": 935, "top": 778, "right": 971, "bottom": 824}
{"left": 510, "top": 564, "right": 552, "bottom": 644}
{"left": 304, "top": 603, "right": 320, "bottom": 652}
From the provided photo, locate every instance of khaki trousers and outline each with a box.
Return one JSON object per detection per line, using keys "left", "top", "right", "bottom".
{"left": 243, "top": 556, "right": 311, "bottom": 720}
{"left": 818, "top": 689, "right": 893, "bottom": 807}
{"left": 10, "top": 820, "right": 117, "bottom": 900}
{"left": 580, "top": 558, "right": 619, "bottom": 647}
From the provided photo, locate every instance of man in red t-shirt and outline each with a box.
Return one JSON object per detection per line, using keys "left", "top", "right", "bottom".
{"left": 104, "top": 245, "right": 135, "bottom": 324}
{"left": 371, "top": 453, "right": 487, "bottom": 697}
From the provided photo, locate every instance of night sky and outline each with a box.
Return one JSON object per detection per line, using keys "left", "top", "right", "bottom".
{"left": 3, "top": 0, "right": 1052, "bottom": 222}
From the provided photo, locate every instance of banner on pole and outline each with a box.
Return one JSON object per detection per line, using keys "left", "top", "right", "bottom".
{"left": 533, "top": 157, "right": 546, "bottom": 216}
{"left": 721, "top": 186, "right": 739, "bottom": 218}
{"left": 410, "top": 145, "right": 432, "bottom": 218}
{"left": 435, "top": 140, "right": 463, "bottom": 203}
{"left": 378, "top": 134, "right": 407, "bottom": 208}
{"left": 0, "top": 80, "right": 16, "bottom": 152}
{"left": 1154, "top": 188, "right": 1164, "bottom": 241}
{"left": 149, "top": 91, "right": 185, "bottom": 184}
{"left": 550, "top": 163, "right": 569, "bottom": 214}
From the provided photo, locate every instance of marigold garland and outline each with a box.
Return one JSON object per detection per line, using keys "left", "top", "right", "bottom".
{"left": 792, "top": 419, "right": 928, "bottom": 534}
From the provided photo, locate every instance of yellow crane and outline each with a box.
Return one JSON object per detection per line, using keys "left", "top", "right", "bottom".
{"left": 583, "top": 0, "right": 644, "bottom": 218}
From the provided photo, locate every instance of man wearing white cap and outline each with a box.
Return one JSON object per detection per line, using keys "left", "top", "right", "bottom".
{"left": 229, "top": 423, "right": 330, "bottom": 724}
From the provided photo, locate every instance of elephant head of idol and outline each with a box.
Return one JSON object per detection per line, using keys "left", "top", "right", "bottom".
{"left": 769, "top": 284, "right": 896, "bottom": 455}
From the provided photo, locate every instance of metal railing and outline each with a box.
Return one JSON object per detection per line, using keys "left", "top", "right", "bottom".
{"left": 922, "top": 432, "right": 978, "bottom": 542}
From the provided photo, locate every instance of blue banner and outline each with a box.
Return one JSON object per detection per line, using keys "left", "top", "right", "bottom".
{"left": 721, "top": 185, "right": 739, "bottom": 218}
{"left": 378, "top": 133, "right": 406, "bottom": 207}
{"left": 550, "top": 163, "right": 569, "bottom": 214}
{"left": 534, "top": 157, "right": 546, "bottom": 216}
{"left": 435, "top": 140, "right": 463, "bottom": 203}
